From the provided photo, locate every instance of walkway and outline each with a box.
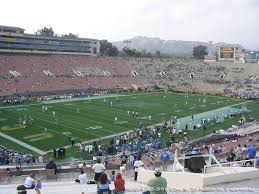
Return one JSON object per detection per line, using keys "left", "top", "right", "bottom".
{"left": 0, "top": 179, "right": 150, "bottom": 194}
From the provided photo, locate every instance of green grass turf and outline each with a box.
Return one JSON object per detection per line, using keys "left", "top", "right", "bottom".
{"left": 0, "top": 136, "right": 38, "bottom": 155}
{"left": 0, "top": 91, "right": 257, "bottom": 158}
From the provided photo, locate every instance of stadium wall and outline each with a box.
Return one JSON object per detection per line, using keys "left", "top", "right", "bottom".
{"left": 204, "top": 55, "right": 217, "bottom": 63}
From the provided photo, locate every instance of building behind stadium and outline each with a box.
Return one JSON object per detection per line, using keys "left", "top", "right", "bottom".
{"left": 0, "top": 25, "right": 100, "bottom": 56}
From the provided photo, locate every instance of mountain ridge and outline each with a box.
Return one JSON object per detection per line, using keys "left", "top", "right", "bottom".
{"left": 112, "top": 36, "right": 243, "bottom": 56}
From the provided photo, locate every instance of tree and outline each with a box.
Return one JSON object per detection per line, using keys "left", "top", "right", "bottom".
{"left": 146, "top": 52, "right": 153, "bottom": 58}
{"left": 37, "top": 27, "right": 55, "bottom": 37}
{"left": 123, "top": 47, "right": 134, "bottom": 57}
{"left": 100, "top": 40, "right": 119, "bottom": 56}
{"left": 141, "top": 49, "right": 147, "bottom": 57}
{"left": 108, "top": 45, "right": 119, "bottom": 56}
{"left": 122, "top": 47, "right": 142, "bottom": 57}
{"left": 155, "top": 50, "right": 161, "bottom": 58}
{"left": 193, "top": 45, "right": 208, "bottom": 59}
{"left": 62, "top": 33, "right": 78, "bottom": 39}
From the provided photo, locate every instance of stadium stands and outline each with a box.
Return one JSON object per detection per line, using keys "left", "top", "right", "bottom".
{"left": 1, "top": 54, "right": 258, "bottom": 99}
{"left": 0, "top": 54, "right": 144, "bottom": 97}
{"left": 0, "top": 145, "right": 35, "bottom": 166}
{"left": 128, "top": 58, "right": 259, "bottom": 98}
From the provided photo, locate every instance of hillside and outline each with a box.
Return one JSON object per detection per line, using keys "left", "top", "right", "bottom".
{"left": 113, "top": 36, "right": 243, "bottom": 56}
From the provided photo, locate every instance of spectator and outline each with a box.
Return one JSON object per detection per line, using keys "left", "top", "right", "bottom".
{"left": 16, "top": 156, "right": 22, "bottom": 169}
{"left": 113, "top": 172, "right": 125, "bottom": 194}
{"left": 235, "top": 144, "right": 243, "bottom": 160}
{"left": 17, "top": 185, "right": 27, "bottom": 194}
{"left": 133, "top": 155, "right": 144, "bottom": 181}
{"left": 24, "top": 173, "right": 36, "bottom": 189}
{"left": 226, "top": 147, "right": 236, "bottom": 162}
{"left": 147, "top": 168, "right": 167, "bottom": 194}
{"left": 110, "top": 170, "right": 115, "bottom": 182}
{"left": 92, "top": 158, "right": 105, "bottom": 183}
{"left": 130, "top": 155, "right": 137, "bottom": 170}
{"left": 120, "top": 152, "right": 128, "bottom": 165}
{"left": 256, "top": 157, "right": 259, "bottom": 167}
{"left": 97, "top": 173, "right": 111, "bottom": 194}
{"left": 75, "top": 170, "right": 87, "bottom": 184}
{"left": 45, "top": 158, "right": 58, "bottom": 174}
{"left": 242, "top": 144, "right": 248, "bottom": 158}
{"left": 120, "top": 164, "right": 126, "bottom": 176}
{"left": 247, "top": 145, "right": 256, "bottom": 159}
{"left": 160, "top": 149, "right": 170, "bottom": 171}
{"left": 81, "top": 162, "right": 91, "bottom": 175}
{"left": 35, "top": 179, "right": 42, "bottom": 194}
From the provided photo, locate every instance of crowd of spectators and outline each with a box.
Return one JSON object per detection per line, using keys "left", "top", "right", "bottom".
{"left": 129, "top": 57, "right": 259, "bottom": 99}
{"left": 0, "top": 96, "right": 28, "bottom": 104}
{"left": 76, "top": 112, "right": 258, "bottom": 172}
{"left": 80, "top": 127, "right": 164, "bottom": 161}
{"left": 99, "top": 124, "right": 259, "bottom": 172}
{"left": 10, "top": 125, "right": 259, "bottom": 194}
{"left": 0, "top": 146, "right": 37, "bottom": 166}
{"left": 1, "top": 54, "right": 259, "bottom": 100}
{"left": 0, "top": 54, "right": 143, "bottom": 97}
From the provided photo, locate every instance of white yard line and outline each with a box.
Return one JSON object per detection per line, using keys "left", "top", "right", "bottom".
{"left": 0, "top": 132, "right": 46, "bottom": 155}
{"left": 0, "top": 104, "right": 38, "bottom": 110}
{"left": 226, "top": 101, "right": 250, "bottom": 108}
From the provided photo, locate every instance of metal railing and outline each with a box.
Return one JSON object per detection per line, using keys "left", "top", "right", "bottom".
{"left": 173, "top": 157, "right": 185, "bottom": 172}
{"left": 203, "top": 158, "right": 257, "bottom": 174}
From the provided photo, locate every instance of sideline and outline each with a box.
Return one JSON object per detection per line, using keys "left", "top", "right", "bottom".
{"left": 42, "top": 94, "right": 127, "bottom": 104}
{"left": 41, "top": 91, "right": 166, "bottom": 104}
{"left": 0, "top": 132, "right": 46, "bottom": 155}
{"left": 0, "top": 92, "right": 161, "bottom": 108}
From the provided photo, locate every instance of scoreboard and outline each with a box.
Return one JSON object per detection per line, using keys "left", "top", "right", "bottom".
{"left": 219, "top": 47, "right": 235, "bottom": 59}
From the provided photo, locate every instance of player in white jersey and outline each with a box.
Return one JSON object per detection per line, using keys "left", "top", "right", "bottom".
{"left": 44, "top": 128, "right": 48, "bottom": 137}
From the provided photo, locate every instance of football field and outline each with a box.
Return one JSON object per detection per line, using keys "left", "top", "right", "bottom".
{"left": 0, "top": 91, "right": 258, "bottom": 155}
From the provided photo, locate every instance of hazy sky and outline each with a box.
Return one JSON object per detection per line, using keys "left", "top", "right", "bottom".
{"left": 1, "top": 0, "right": 258, "bottom": 49}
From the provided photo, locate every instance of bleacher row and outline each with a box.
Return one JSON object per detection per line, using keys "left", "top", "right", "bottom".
{"left": 0, "top": 54, "right": 143, "bottom": 96}
{"left": 129, "top": 58, "right": 259, "bottom": 98}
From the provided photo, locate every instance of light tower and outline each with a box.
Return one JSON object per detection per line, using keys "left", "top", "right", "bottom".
{"left": 209, "top": 41, "right": 213, "bottom": 55}
{"left": 123, "top": 40, "right": 131, "bottom": 49}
